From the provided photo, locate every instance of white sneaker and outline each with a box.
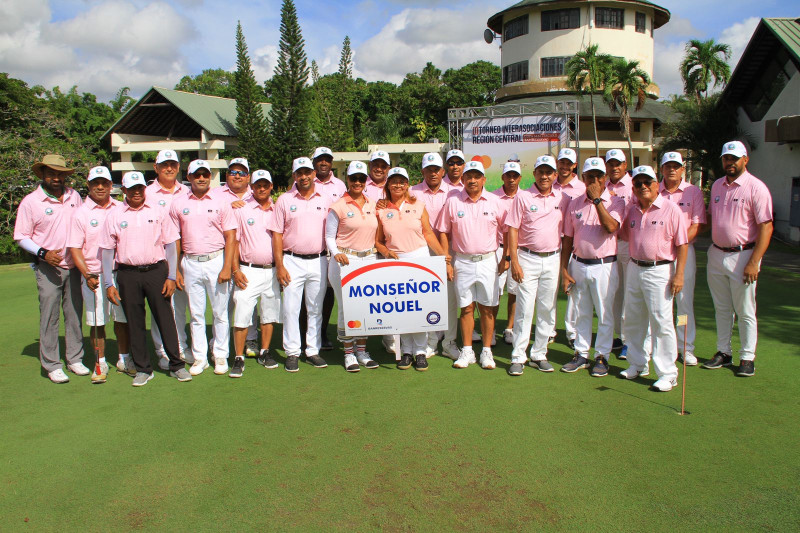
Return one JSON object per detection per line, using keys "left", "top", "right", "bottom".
{"left": 503, "top": 329, "right": 513, "bottom": 344}
{"left": 382, "top": 336, "right": 397, "bottom": 354}
{"left": 479, "top": 348, "right": 496, "bottom": 370}
{"left": 344, "top": 354, "right": 360, "bottom": 372}
{"left": 116, "top": 358, "right": 127, "bottom": 373}
{"left": 453, "top": 348, "right": 476, "bottom": 369}
{"left": 189, "top": 359, "right": 209, "bottom": 376}
{"left": 214, "top": 357, "right": 229, "bottom": 375}
{"left": 67, "top": 362, "right": 90, "bottom": 376}
{"left": 48, "top": 368, "right": 69, "bottom": 383}
{"left": 158, "top": 356, "right": 169, "bottom": 371}
{"left": 472, "top": 330, "right": 481, "bottom": 342}
{"left": 683, "top": 352, "right": 698, "bottom": 366}
{"left": 356, "top": 352, "right": 378, "bottom": 369}
{"left": 442, "top": 341, "right": 460, "bottom": 361}
{"left": 620, "top": 366, "right": 645, "bottom": 380}
{"left": 652, "top": 376, "right": 678, "bottom": 392}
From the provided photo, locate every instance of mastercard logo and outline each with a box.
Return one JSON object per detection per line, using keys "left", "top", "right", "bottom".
{"left": 347, "top": 320, "right": 362, "bottom": 328}
{"left": 471, "top": 155, "right": 492, "bottom": 169}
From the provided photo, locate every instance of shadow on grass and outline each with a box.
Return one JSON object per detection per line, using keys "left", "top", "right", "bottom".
{"left": 596, "top": 383, "right": 682, "bottom": 413}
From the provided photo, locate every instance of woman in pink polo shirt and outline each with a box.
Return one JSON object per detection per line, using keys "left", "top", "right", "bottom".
{"left": 327, "top": 161, "right": 381, "bottom": 373}
{"left": 375, "top": 167, "right": 449, "bottom": 371}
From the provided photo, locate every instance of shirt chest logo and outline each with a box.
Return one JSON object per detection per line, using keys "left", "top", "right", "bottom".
{"left": 529, "top": 205, "right": 538, "bottom": 213}
{"left": 714, "top": 196, "right": 720, "bottom": 203}
{"left": 158, "top": 200, "right": 166, "bottom": 206}
{"left": 630, "top": 220, "right": 636, "bottom": 227}
{"left": 45, "top": 208, "right": 53, "bottom": 215}
{"left": 346, "top": 211, "right": 355, "bottom": 218}
{"left": 90, "top": 219, "right": 99, "bottom": 227}
{"left": 290, "top": 205, "right": 297, "bottom": 212}
{"left": 247, "top": 218, "right": 255, "bottom": 226}
{"left": 182, "top": 208, "right": 190, "bottom": 215}
{"left": 120, "top": 221, "right": 128, "bottom": 229}
{"left": 457, "top": 210, "right": 465, "bottom": 218}
{"left": 387, "top": 212, "right": 395, "bottom": 219}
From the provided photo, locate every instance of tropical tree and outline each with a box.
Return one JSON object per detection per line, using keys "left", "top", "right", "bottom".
{"left": 680, "top": 39, "right": 732, "bottom": 104}
{"left": 566, "top": 44, "right": 612, "bottom": 156}
{"left": 233, "top": 21, "right": 269, "bottom": 168}
{"left": 175, "top": 68, "right": 237, "bottom": 99}
{"left": 604, "top": 58, "right": 650, "bottom": 163}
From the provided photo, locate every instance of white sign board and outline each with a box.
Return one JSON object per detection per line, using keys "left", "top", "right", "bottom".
{"left": 341, "top": 256, "right": 448, "bottom": 336}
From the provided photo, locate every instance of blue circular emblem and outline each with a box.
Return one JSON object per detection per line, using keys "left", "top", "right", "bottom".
{"left": 346, "top": 211, "right": 355, "bottom": 218}
{"left": 387, "top": 212, "right": 394, "bottom": 219}
{"left": 159, "top": 200, "right": 166, "bottom": 206}
{"left": 530, "top": 205, "right": 538, "bottom": 212}
{"left": 120, "top": 221, "right": 128, "bottom": 229}
{"left": 182, "top": 208, "right": 190, "bottom": 215}
{"left": 714, "top": 196, "right": 720, "bottom": 203}
{"left": 426, "top": 311, "right": 441, "bottom": 325}
{"left": 45, "top": 208, "right": 53, "bottom": 215}
{"left": 290, "top": 205, "right": 297, "bottom": 212}
{"left": 90, "top": 219, "right": 99, "bottom": 227}
{"left": 457, "top": 210, "right": 465, "bottom": 218}
{"left": 247, "top": 218, "right": 255, "bottom": 226}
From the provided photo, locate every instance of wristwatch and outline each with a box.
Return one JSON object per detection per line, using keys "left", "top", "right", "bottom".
{"left": 37, "top": 247, "right": 48, "bottom": 259}
{"left": 592, "top": 197, "right": 602, "bottom": 206}
{"left": 505, "top": 255, "right": 511, "bottom": 261}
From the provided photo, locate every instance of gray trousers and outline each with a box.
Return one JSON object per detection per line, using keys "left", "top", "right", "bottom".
{"left": 33, "top": 262, "right": 84, "bottom": 372}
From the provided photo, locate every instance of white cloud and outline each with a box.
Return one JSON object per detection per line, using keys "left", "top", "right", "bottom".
{"left": 251, "top": 44, "right": 279, "bottom": 84}
{"left": 719, "top": 16, "right": 760, "bottom": 69}
{"left": 653, "top": 41, "right": 687, "bottom": 98}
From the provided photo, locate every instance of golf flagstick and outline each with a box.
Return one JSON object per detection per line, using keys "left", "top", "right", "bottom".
{"left": 677, "top": 314, "right": 688, "bottom": 415}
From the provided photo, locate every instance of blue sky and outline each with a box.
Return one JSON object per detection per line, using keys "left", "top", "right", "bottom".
{"left": 1, "top": 0, "right": 795, "bottom": 101}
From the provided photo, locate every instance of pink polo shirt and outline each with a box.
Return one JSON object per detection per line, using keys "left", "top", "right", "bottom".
{"left": 269, "top": 187, "right": 332, "bottom": 254}
{"left": 66, "top": 197, "right": 122, "bottom": 272}
{"left": 553, "top": 175, "right": 586, "bottom": 199}
{"left": 624, "top": 195, "right": 688, "bottom": 262}
{"left": 436, "top": 189, "right": 505, "bottom": 255}
{"left": 506, "top": 186, "right": 571, "bottom": 252}
{"left": 330, "top": 194, "right": 378, "bottom": 251}
{"left": 490, "top": 186, "right": 517, "bottom": 244}
{"left": 314, "top": 175, "right": 347, "bottom": 202}
{"left": 145, "top": 180, "right": 187, "bottom": 211}
{"left": 377, "top": 200, "right": 427, "bottom": 254}
{"left": 234, "top": 198, "right": 275, "bottom": 265}
{"left": 709, "top": 171, "right": 773, "bottom": 248}
{"left": 659, "top": 180, "right": 706, "bottom": 243}
{"left": 364, "top": 178, "right": 387, "bottom": 203}
{"left": 563, "top": 190, "right": 625, "bottom": 259}
{"left": 444, "top": 176, "right": 464, "bottom": 190}
{"left": 14, "top": 186, "right": 82, "bottom": 268}
{"left": 99, "top": 200, "right": 179, "bottom": 265}
{"left": 606, "top": 174, "right": 633, "bottom": 205}
{"left": 214, "top": 183, "right": 252, "bottom": 203}
{"left": 410, "top": 180, "right": 454, "bottom": 237}
{"left": 169, "top": 189, "right": 236, "bottom": 255}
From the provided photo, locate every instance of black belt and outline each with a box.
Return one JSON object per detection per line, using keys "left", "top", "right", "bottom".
{"left": 714, "top": 242, "right": 755, "bottom": 253}
{"left": 240, "top": 261, "right": 273, "bottom": 269}
{"left": 283, "top": 250, "right": 325, "bottom": 260}
{"left": 631, "top": 258, "right": 672, "bottom": 267}
{"left": 520, "top": 246, "right": 560, "bottom": 257}
{"left": 118, "top": 261, "right": 164, "bottom": 272}
{"left": 573, "top": 254, "right": 617, "bottom": 265}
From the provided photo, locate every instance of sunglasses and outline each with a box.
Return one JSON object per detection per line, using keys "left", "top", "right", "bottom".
{"left": 446, "top": 160, "right": 465, "bottom": 166}
{"left": 228, "top": 170, "right": 248, "bottom": 177}
{"left": 632, "top": 180, "right": 655, "bottom": 188}
{"left": 349, "top": 175, "right": 367, "bottom": 182}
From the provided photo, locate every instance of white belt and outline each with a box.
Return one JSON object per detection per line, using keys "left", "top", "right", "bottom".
{"left": 455, "top": 251, "right": 495, "bottom": 262}
{"left": 184, "top": 249, "right": 223, "bottom": 262}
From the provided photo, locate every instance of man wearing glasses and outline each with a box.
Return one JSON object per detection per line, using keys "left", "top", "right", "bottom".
{"left": 444, "top": 149, "right": 466, "bottom": 190}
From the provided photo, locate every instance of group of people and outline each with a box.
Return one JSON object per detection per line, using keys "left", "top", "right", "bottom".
{"left": 14, "top": 140, "right": 772, "bottom": 390}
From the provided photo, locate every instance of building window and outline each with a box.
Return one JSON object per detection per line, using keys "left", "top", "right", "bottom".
{"left": 541, "top": 8, "right": 580, "bottom": 31}
{"left": 595, "top": 7, "right": 624, "bottom": 29}
{"left": 503, "top": 15, "right": 529, "bottom": 41}
{"left": 503, "top": 60, "right": 529, "bottom": 84}
{"left": 541, "top": 57, "right": 571, "bottom": 78}
{"left": 742, "top": 48, "right": 797, "bottom": 122}
{"left": 635, "top": 12, "right": 646, "bottom": 33}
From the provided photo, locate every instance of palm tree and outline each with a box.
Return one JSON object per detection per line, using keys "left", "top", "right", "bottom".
{"left": 566, "top": 44, "right": 612, "bottom": 156}
{"left": 604, "top": 58, "right": 650, "bottom": 164}
{"left": 680, "top": 39, "right": 732, "bottom": 104}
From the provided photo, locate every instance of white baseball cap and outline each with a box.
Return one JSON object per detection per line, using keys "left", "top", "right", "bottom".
{"left": 88, "top": 166, "right": 112, "bottom": 182}
{"left": 463, "top": 160, "right": 485, "bottom": 175}
{"left": 660, "top": 152, "right": 684, "bottom": 167}
{"left": 446, "top": 149, "right": 465, "bottom": 163}
{"left": 721, "top": 141, "right": 747, "bottom": 158}
{"left": 187, "top": 159, "right": 211, "bottom": 175}
{"left": 502, "top": 162, "right": 521, "bottom": 175}
{"left": 122, "top": 171, "right": 146, "bottom": 188}
{"left": 347, "top": 161, "right": 368, "bottom": 176}
{"left": 605, "top": 149, "right": 626, "bottom": 163}
{"left": 369, "top": 151, "right": 391, "bottom": 165}
{"left": 312, "top": 147, "right": 333, "bottom": 160}
{"left": 387, "top": 167, "right": 409, "bottom": 180}
{"left": 582, "top": 157, "right": 606, "bottom": 174}
{"left": 292, "top": 157, "right": 314, "bottom": 172}
{"left": 632, "top": 165, "right": 657, "bottom": 181}
{"left": 155, "top": 150, "right": 179, "bottom": 164}
{"left": 507, "top": 153, "right": 521, "bottom": 162}
{"left": 535, "top": 155, "right": 557, "bottom": 169}
{"left": 557, "top": 148, "right": 577, "bottom": 163}
{"left": 228, "top": 157, "right": 249, "bottom": 172}
{"left": 251, "top": 169, "right": 272, "bottom": 183}
{"left": 422, "top": 152, "right": 443, "bottom": 169}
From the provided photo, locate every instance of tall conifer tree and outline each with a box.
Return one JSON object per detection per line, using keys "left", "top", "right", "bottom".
{"left": 233, "top": 21, "right": 268, "bottom": 169}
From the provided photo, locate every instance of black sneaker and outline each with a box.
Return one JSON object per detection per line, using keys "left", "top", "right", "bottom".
{"left": 702, "top": 351, "right": 733, "bottom": 369}
{"left": 397, "top": 354, "right": 413, "bottom": 370}
{"left": 229, "top": 357, "right": 245, "bottom": 378}
{"left": 306, "top": 354, "right": 328, "bottom": 368}
{"left": 612, "top": 338, "right": 624, "bottom": 351}
{"left": 320, "top": 337, "right": 334, "bottom": 351}
{"left": 591, "top": 356, "right": 609, "bottom": 377}
{"left": 257, "top": 350, "right": 279, "bottom": 369}
{"left": 414, "top": 354, "right": 428, "bottom": 371}
{"left": 737, "top": 360, "right": 755, "bottom": 377}
{"left": 561, "top": 354, "right": 589, "bottom": 373}
{"left": 285, "top": 355, "right": 299, "bottom": 373}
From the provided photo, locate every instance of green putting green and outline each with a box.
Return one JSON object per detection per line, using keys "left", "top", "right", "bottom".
{"left": 0, "top": 251, "right": 798, "bottom": 531}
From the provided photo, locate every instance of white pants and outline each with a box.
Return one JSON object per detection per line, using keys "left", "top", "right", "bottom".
{"left": 674, "top": 244, "right": 696, "bottom": 354}
{"left": 613, "top": 240, "right": 630, "bottom": 340}
{"left": 282, "top": 254, "right": 328, "bottom": 357}
{"left": 570, "top": 259, "right": 618, "bottom": 359}
{"left": 182, "top": 254, "right": 231, "bottom": 362}
{"left": 233, "top": 265, "right": 281, "bottom": 328}
{"left": 329, "top": 253, "right": 376, "bottom": 340}
{"left": 511, "top": 252, "right": 560, "bottom": 363}
{"left": 622, "top": 263, "right": 678, "bottom": 380}
{"left": 454, "top": 254, "right": 500, "bottom": 308}
{"left": 396, "top": 247, "right": 430, "bottom": 356}
{"left": 707, "top": 246, "right": 759, "bottom": 361}
{"left": 560, "top": 255, "right": 577, "bottom": 341}
{"left": 82, "top": 273, "right": 126, "bottom": 326}
{"left": 151, "top": 288, "right": 189, "bottom": 355}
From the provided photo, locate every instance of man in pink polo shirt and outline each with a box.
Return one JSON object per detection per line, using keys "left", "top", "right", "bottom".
{"left": 229, "top": 169, "right": 281, "bottom": 378}
{"left": 492, "top": 161, "right": 522, "bottom": 346}
{"left": 560, "top": 157, "right": 626, "bottom": 377}
{"left": 704, "top": 141, "right": 773, "bottom": 377}
{"left": 269, "top": 157, "right": 333, "bottom": 372}
{"left": 437, "top": 160, "right": 506, "bottom": 370}
{"left": 14, "top": 154, "right": 85, "bottom": 383}
{"left": 505, "top": 156, "right": 571, "bottom": 376}
{"left": 67, "top": 166, "right": 130, "bottom": 383}
{"left": 659, "top": 152, "right": 706, "bottom": 365}
{"left": 619, "top": 165, "right": 688, "bottom": 391}
{"left": 411, "top": 152, "right": 459, "bottom": 359}
{"left": 364, "top": 150, "right": 391, "bottom": 203}
{"left": 444, "top": 149, "right": 466, "bottom": 190}
{"left": 170, "top": 159, "right": 237, "bottom": 376}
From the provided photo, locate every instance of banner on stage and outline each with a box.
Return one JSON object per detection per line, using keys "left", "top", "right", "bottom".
{"left": 341, "top": 256, "right": 448, "bottom": 336}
